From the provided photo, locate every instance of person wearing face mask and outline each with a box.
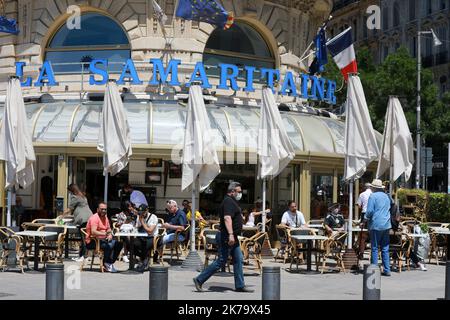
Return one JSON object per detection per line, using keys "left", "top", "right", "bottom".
{"left": 193, "top": 181, "right": 254, "bottom": 293}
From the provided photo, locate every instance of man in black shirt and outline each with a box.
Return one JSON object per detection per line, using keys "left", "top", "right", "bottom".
{"left": 324, "top": 206, "right": 345, "bottom": 236}
{"left": 193, "top": 182, "right": 254, "bottom": 293}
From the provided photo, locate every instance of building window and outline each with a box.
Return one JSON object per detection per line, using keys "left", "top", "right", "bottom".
{"left": 383, "top": 7, "right": 389, "bottom": 30}
{"left": 426, "top": 0, "right": 432, "bottom": 15}
{"left": 409, "top": 0, "right": 416, "bottom": 20}
{"left": 45, "top": 13, "right": 131, "bottom": 74}
{"left": 441, "top": 0, "right": 447, "bottom": 10}
{"left": 203, "top": 21, "right": 275, "bottom": 80}
{"left": 393, "top": 2, "right": 400, "bottom": 27}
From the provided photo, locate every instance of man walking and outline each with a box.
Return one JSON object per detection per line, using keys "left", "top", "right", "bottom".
{"left": 193, "top": 182, "right": 254, "bottom": 293}
{"left": 356, "top": 183, "right": 372, "bottom": 259}
{"left": 361, "top": 179, "right": 392, "bottom": 276}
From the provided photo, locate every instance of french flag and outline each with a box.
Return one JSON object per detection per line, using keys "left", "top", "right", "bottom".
{"left": 326, "top": 27, "right": 357, "bottom": 81}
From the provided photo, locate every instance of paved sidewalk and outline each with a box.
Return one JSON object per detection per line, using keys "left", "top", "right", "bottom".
{"left": 0, "top": 254, "right": 446, "bottom": 300}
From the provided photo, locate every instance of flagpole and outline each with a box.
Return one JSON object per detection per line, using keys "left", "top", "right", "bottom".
{"left": 347, "top": 180, "right": 353, "bottom": 249}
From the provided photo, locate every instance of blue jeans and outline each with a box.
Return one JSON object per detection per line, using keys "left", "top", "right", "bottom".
{"left": 86, "top": 239, "right": 123, "bottom": 264}
{"left": 162, "top": 232, "right": 185, "bottom": 245}
{"left": 196, "top": 231, "right": 245, "bottom": 290}
{"left": 370, "top": 229, "right": 390, "bottom": 273}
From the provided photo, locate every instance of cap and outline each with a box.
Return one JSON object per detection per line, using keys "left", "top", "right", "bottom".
{"left": 137, "top": 204, "right": 148, "bottom": 213}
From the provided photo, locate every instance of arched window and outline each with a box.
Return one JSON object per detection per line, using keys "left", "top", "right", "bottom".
{"left": 203, "top": 21, "right": 275, "bottom": 80}
{"left": 45, "top": 13, "right": 131, "bottom": 74}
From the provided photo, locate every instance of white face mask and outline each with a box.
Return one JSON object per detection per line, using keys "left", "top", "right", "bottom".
{"left": 234, "top": 192, "right": 242, "bottom": 201}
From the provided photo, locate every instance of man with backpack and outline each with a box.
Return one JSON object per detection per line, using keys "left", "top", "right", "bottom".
{"left": 361, "top": 179, "right": 392, "bottom": 276}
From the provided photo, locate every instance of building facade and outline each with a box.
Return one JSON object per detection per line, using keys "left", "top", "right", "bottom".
{"left": 0, "top": 0, "right": 380, "bottom": 225}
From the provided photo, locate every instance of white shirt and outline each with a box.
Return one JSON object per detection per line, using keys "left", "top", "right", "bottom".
{"left": 130, "top": 190, "right": 148, "bottom": 207}
{"left": 135, "top": 213, "right": 158, "bottom": 237}
{"left": 245, "top": 212, "right": 256, "bottom": 227}
{"left": 357, "top": 189, "right": 372, "bottom": 213}
{"left": 281, "top": 210, "right": 306, "bottom": 228}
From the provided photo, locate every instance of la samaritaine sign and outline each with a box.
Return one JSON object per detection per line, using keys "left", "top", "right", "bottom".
{"left": 15, "top": 59, "right": 337, "bottom": 105}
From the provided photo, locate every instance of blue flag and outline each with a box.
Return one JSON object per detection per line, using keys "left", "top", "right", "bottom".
{"left": 176, "top": 0, "right": 234, "bottom": 30}
{"left": 0, "top": 16, "right": 19, "bottom": 35}
{"left": 309, "top": 27, "right": 328, "bottom": 75}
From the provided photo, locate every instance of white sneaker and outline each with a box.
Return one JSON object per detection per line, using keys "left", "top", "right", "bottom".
{"left": 110, "top": 264, "right": 118, "bottom": 273}
{"left": 122, "top": 255, "right": 129, "bottom": 263}
{"left": 418, "top": 263, "right": 427, "bottom": 271}
{"left": 104, "top": 263, "right": 112, "bottom": 272}
{"left": 72, "top": 256, "right": 85, "bottom": 262}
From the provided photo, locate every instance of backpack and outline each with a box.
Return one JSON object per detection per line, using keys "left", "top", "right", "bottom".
{"left": 390, "top": 200, "right": 400, "bottom": 232}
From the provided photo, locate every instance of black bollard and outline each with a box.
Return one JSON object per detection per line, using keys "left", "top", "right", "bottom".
{"left": 445, "top": 261, "right": 450, "bottom": 300}
{"left": 262, "top": 266, "right": 280, "bottom": 300}
{"left": 149, "top": 266, "right": 168, "bottom": 300}
{"left": 46, "top": 264, "right": 64, "bottom": 300}
{"left": 363, "top": 264, "right": 381, "bottom": 300}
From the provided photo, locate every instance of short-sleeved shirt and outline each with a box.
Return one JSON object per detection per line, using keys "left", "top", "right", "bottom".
{"left": 281, "top": 210, "right": 306, "bottom": 228}
{"left": 187, "top": 210, "right": 207, "bottom": 228}
{"left": 357, "top": 189, "right": 373, "bottom": 215}
{"left": 130, "top": 190, "right": 148, "bottom": 207}
{"left": 220, "top": 195, "right": 243, "bottom": 236}
{"left": 324, "top": 213, "right": 345, "bottom": 229}
{"left": 167, "top": 209, "right": 188, "bottom": 234}
{"left": 85, "top": 213, "right": 110, "bottom": 244}
{"left": 69, "top": 194, "right": 93, "bottom": 226}
{"left": 136, "top": 213, "right": 158, "bottom": 237}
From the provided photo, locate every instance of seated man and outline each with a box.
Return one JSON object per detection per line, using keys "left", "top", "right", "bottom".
{"left": 133, "top": 204, "right": 159, "bottom": 272}
{"left": 162, "top": 200, "right": 188, "bottom": 245}
{"left": 85, "top": 202, "right": 123, "bottom": 273}
{"left": 281, "top": 201, "right": 307, "bottom": 228}
{"left": 324, "top": 207, "right": 345, "bottom": 236}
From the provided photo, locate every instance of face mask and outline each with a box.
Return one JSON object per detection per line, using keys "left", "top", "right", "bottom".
{"left": 234, "top": 192, "right": 242, "bottom": 201}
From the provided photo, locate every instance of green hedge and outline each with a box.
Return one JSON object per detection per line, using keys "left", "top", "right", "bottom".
{"left": 397, "top": 188, "right": 450, "bottom": 222}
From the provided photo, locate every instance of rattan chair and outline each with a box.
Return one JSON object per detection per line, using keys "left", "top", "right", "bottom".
{"left": 37, "top": 225, "right": 67, "bottom": 264}
{"left": 0, "top": 227, "right": 27, "bottom": 273}
{"left": 274, "top": 224, "right": 290, "bottom": 263}
{"left": 79, "top": 228, "right": 104, "bottom": 272}
{"left": 318, "top": 231, "right": 347, "bottom": 274}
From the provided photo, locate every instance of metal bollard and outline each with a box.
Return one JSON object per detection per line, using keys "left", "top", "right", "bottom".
{"left": 46, "top": 264, "right": 64, "bottom": 300}
{"left": 149, "top": 266, "right": 168, "bottom": 300}
{"left": 262, "top": 266, "right": 280, "bottom": 300}
{"left": 445, "top": 261, "right": 450, "bottom": 300}
{"left": 363, "top": 264, "right": 381, "bottom": 300}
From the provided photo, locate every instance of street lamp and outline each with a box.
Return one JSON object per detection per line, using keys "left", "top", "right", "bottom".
{"left": 416, "top": 28, "right": 442, "bottom": 189}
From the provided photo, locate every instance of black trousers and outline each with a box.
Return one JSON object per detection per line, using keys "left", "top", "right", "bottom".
{"left": 133, "top": 237, "right": 154, "bottom": 261}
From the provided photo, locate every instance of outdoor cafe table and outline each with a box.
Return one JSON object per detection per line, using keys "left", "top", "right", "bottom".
{"left": 308, "top": 224, "right": 324, "bottom": 229}
{"left": 290, "top": 235, "right": 328, "bottom": 272}
{"left": 114, "top": 232, "right": 149, "bottom": 272}
{"left": 15, "top": 230, "right": 57, "bottom": 271}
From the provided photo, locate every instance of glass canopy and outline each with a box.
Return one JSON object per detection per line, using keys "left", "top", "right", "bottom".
{"left": 0, "top": 101, "right": 383, "bottom": 156}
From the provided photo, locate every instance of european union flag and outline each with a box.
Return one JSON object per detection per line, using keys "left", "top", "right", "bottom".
{"left": 309, "top": 27, "right": 328, "bottom": 75}
{"left": 176, "top": 0, "right": 234, "bottom": 30}
{"left": 0, "top": 16, "right": 19, "bottom": 35}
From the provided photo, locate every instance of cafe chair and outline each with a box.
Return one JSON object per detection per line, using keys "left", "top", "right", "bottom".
{"left": 389, "top": 231, "right": 412, "bottom": 272}
{"left": 0, "top": 227, "right": 28, "bottom": 273}
{"left": 289, "top": 228, "right": 313, "bottom": 271}
{"left": 240, "top": 231, "right": 266, "bottom": 274}
{"left": 202, "top": 229, "right": 220, "bottom": 268}
{"left": 318, "top": 231, "right": 347, "bottom": 274}
{"left": 429, "top": 231, "right": 447, "bottom": 265}
{"left": 149, "top": 228, "right": 166, "bottom": 267}
{"left": 274, "top": 224, "right": 291, "bottom": 264}
{"left": 37, "top": 225, "right": 67, "bottom": 264}
{"left": 80, "top": 228, "right": 104, "bottom": 272}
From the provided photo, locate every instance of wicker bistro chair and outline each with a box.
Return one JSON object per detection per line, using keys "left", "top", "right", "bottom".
{"left": 274, "top": 224, "right": 291, "bottom": 263}
{"left": 79, "top": 228, "right": 105, "bottom": 272}
{"left": 240, "top": 231, "right": 267, "bottom": 273}
{"left": 388, "top": 231, "right": 413, "bottom": 272}
{"left": 429, "top": 231, "right": 447, "bottom": 265}
{"left": 37, "top": 225, "right": 67, "bottom": 264}
{"left": 162, "top": 224, "right": 191, "bottom": 263}
{"left": 318, "top": 231, "right": 347, "bottom": 274}
{"left": 289, "top": 228, "right": 317, "bottom": 271}
{"left": 148, "top": 228, "right": 166, "bottom": 267}
{"left": 202, "top": 228, "right": 221, "bottom": 268}
{"left": 0, "top": 227, "right": 28, "bottom": 273}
